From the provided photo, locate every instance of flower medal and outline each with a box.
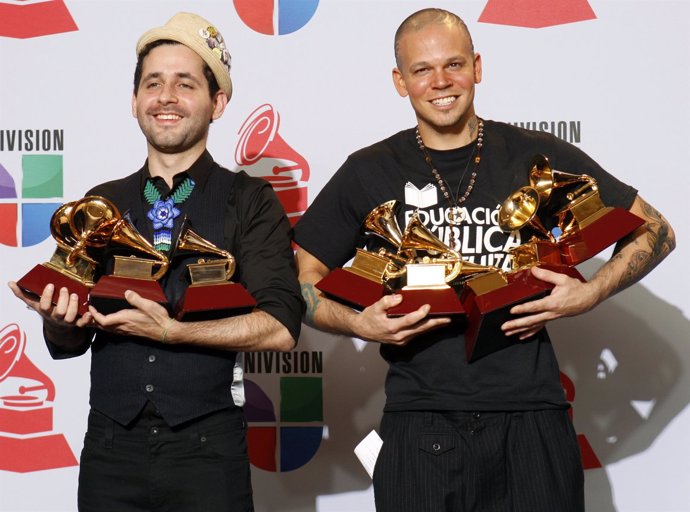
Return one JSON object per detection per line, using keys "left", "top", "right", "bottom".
{"left": 144, "top": 177, "right": 196, "bottom": 252}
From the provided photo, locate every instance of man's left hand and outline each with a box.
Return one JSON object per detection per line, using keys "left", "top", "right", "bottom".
{"left": 89, "top": 290, "right": 173, "bottom": 343}
{"left": 501, "top": 266, "right": 599, "bottom": 339}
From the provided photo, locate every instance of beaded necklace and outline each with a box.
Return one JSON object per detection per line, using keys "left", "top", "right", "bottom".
{"left": 144, "top": 176, "right": 195, "bottom": 251}
{"left": 415, "top": 118, "right": 484, "bottom": 229}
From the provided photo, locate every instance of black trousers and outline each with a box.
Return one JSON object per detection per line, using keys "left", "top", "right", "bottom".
{"left": 78, "top": 402, "right": 254, "bottom": 512}
{"left": 372, "top": 409, "right": 584, "bottom": 512}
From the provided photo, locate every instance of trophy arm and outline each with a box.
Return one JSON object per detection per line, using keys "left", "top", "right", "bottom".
{"left": 225, "top": 254, "right": 236, "bottom": 281}
{"left": 565, "top": 174, "right": 598, "bottom": 201}
{"left": 151, "top": 259, "right": 169, "bottom": 281}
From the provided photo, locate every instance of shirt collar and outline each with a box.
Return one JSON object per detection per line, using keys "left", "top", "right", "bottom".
{"left": 140, "top": 150, "right": 215, "bottom": 193}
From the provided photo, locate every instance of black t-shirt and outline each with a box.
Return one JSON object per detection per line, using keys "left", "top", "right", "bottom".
{"left": 295, "top": 120, "right": 637, "bottom": 412}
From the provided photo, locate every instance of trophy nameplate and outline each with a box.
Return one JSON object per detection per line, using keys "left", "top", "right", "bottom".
{"left": 315, "top": 249, "right": 388, "bottom": 311}
{"left": 386, "top": 263, "right": 465, "bottom": 317}
{"left": 173, "top": 227, "right": 256, "bottom": 321}
{"left": 175, "top": 260, "right": 256, "bottom": 321}
{"left": 89, "top": 255, "right": 168, "bottom": 314}
{"left": 15, "top": 197, "right": 118, "bottom": 317}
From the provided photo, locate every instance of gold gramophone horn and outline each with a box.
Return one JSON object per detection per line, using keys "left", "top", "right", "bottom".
{"left": 528, "top": 154, "right": 597, "bottom": 204}
{"left": 363, "top": 200, "right": 404, "bottom": 248}
{"left": 65, "top": 196, "right": 120, "bottom": 266}
{"left": 498, "top": 186, "right": 555, "bottom": 242}
{"left": 398, "top": 214, "right": 464, "bottom": 282}
{"left": 109, "top": 218, "right": 169, "bottom": 280}
{"left": 50, "top": 201, "right": 79, "bottom": 249}
{"left": 177, "top": 228, "right": 236, "bottom": 281}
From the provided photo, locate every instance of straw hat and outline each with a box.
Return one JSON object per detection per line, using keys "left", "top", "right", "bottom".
{"left": 136, "top": 12, "right": 232, "bottom": 98}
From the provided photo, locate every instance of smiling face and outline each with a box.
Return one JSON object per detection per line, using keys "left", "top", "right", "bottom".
{"left": 132, "top": 43, "right": 227, "bottom": 158}
{"left": 393, "top": 20, "right": 482, "bottom": 149}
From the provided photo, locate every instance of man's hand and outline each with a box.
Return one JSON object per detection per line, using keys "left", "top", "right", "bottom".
{"left": 8, "top": 281, "right": 93, "bottom": 329}
{"left": 89, "top": 290, "right": 172, "bottom": 343}
{"left": 501, "top": 266, "right": 598, "bottom": 340}
{"left": 296, "top": 247, "right": 451, "bottom": 346}
{"left": 354, "top": 293, "right": 451, "bottom": 346}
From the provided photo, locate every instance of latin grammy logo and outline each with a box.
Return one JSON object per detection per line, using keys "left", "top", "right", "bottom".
{"left": 0, "top": 323, "right": 77, "bottom": 472}
{"left": 235, "top": 103, "right": 310, "bottom": 227}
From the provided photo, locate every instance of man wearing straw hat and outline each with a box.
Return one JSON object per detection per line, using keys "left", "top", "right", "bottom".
{"left": 9, "top": 12, "right": 303, "bottom": 511}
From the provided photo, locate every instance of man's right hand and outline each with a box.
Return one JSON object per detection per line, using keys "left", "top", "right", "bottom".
{"left": 297, "top": 247, "right": 452, "bottom": 346}
{"left": 353, "top": 293, "right": 451, "bottom": 346}
{"left": 8, "top": 281, "right": 93, "bottom": 330}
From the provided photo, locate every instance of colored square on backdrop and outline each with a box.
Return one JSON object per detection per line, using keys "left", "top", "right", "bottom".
{"left": 0, "top": 204, "right": 18, "bottom": 246}
{"left": 0, "top": 164, "right": 18, "bottom": 199}
{"left": 22, "top": 203, "right": 60, "bottom": 247}
{"left": 22, "top": 155, "right": 63, "bottom": 198}
{"left": 280, "top": 377, "right": 322, "bottom": 422}
{"left": 247, "top": 426, "right": 277, "bottom": 472}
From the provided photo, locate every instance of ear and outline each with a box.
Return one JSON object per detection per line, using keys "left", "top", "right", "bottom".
{"left": 211, "top": 91, "right": 229, "bottom": 121}
{"left": 392, "top": 67, "right": 409, "bottom": 98}
{"left": 131, "top": 93, "right": 138, "bottom": 118}
{"left": 473, "top": 53, "right": 483, "bottom": 84}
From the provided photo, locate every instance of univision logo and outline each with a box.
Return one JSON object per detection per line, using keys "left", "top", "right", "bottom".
{"left": 0, "top": 155, "right": 63, "bottom": 247}
{"left": 233, "top": 0, "right": 319, "bottom": 36}
{"left": 244, "top": 351, "right": 324, "bottom": 472}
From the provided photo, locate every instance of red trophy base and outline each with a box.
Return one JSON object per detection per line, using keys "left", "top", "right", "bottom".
{"left": 560, "top": 208, "right": 644, "bottom": 265}
{"left": 462, "top": 265, "right": 586, "bottom": 362}
{"left": 387, "top": 287, "right": 465, "bottom": 317}
{"left": 175, "top": 283, "right": 256, "bottom": 321}
{"left": 89, "top": 276, "right": 167, "bottom": 314}
{"left": 316, "top": 268, "right": 385, "bottom": 311}
{"left": 16, "top": 264, "right": 90, "bottom": 316}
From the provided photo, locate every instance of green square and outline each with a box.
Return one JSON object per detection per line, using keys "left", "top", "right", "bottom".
{"left": 280, "top": 377, "right": 323, "bottom": 423}
{"left": 22, "top": 155, "right": 63, "bottom": 198}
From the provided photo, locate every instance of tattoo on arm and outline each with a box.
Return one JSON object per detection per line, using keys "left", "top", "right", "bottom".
{"left": 301, "top": 283, "right": 321, "bottom": 326}
{"left": 611, "top": 197, "right": 676, "bottom": 291}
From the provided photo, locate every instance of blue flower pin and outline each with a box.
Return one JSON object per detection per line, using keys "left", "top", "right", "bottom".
{"left": 147, "top": 198, "right": 181, "bottom": 230}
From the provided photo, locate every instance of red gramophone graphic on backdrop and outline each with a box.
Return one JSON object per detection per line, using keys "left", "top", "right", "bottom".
{"left": 561, "top": 372, "right": 602, "bottom": 470}
{"left": 479, "top": 0, "right": 596, "bottom": 28}
{"left": 0, "top": 323, "right": 77, "bottom": 472}
{"left": 235, "top": 104, "right": 310, "bottom": 228}
{"left": 0, "top": 0, "right": 78, "bottom": 39}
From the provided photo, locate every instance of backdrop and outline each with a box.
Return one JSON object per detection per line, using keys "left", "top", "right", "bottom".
{"left": 1, "top": 1, "right": 688, "bottom": 511}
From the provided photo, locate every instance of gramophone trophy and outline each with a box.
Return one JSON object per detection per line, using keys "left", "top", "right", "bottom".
{"left": 88, "top": 215, "right": 169, "bottom": 314}
{"left": 385, "top": 212, "right": 489, "bottom": 317}
{"left": 461, "top": 154, "right": 644, "bottom": 362}
{"left": 526, "top": 154, "right": 644, "bottom": 265}
{"left": 16, "top": 196, "right": 119, "bottom": 316}
{"left": 315, "top": 200, "right": 407, "bottom": 310}
{"left": 173, "top": 226, "right": 256, "bottom": 321}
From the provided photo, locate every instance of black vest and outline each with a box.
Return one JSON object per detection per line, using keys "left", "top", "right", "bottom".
{"left": 87, "top": 162, "right": 250, "bottom": 427}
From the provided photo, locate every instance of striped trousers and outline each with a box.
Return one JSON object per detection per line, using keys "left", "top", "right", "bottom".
{"left": 372, "top": 409, "right": 584, "bottom": 512}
